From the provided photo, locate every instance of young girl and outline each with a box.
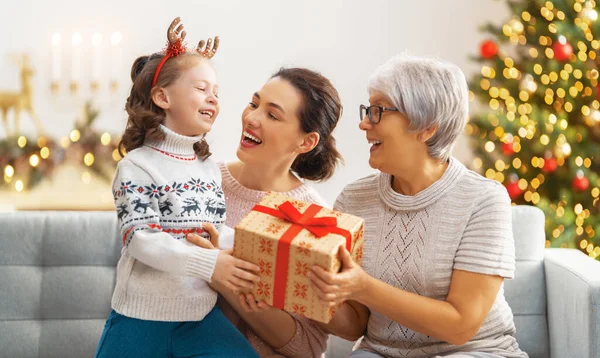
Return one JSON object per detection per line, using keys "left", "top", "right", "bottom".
{"left": 94, "top": 18, "right": 260, "bottom": 358}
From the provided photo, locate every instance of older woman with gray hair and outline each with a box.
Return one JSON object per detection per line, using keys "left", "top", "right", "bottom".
{"left": 309, "top": 54, "right": 528, "bottom": 357}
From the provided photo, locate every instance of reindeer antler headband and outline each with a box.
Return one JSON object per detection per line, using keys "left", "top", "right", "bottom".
{"left": 151, "top": 17, "right": 220, "bottom": 87}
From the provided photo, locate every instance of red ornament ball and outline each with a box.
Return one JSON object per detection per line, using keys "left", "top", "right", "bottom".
{"left": 542, "top": 157, "right": 558, "bottom": 173}
{"left": 552, "top": 41, "right": 573, "bottom": 62}
{"left": 480, "top": 40, "right": 498, "bottom": 59}
{"left": 502, "top": 142, "right": 515, "bottom": 156}
{"left": 505, "top": 181, "right": 523, "bottom": 200}
{"left": 572, "top": 175, "right": 589, "bottom": 192}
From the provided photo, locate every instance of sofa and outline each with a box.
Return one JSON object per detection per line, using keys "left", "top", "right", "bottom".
{"left": 1, "top": 205, "right": 599, "bottom": 358}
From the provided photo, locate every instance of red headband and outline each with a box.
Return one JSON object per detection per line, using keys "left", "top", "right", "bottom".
{"left": 152, "top": 38, "right": 186, "bottom": 87}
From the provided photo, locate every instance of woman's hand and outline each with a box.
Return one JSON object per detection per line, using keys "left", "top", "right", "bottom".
{"left": 238, "top": 293, "right": 274, "bottom": 313}
{"left": 308, "top": 245, "right": 369, "bottom": 306}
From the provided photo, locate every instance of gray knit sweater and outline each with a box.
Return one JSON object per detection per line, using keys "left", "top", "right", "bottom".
{"left": 334, "top": 157, "right": 527, "bottom": 358}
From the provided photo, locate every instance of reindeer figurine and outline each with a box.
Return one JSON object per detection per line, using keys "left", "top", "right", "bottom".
{"left": 0, "top": 55, "right": 44, "bottom": 137}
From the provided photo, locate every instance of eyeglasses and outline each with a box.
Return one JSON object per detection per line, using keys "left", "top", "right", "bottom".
{"left": 359, "top": 104, "right": 399, "bottom": 124}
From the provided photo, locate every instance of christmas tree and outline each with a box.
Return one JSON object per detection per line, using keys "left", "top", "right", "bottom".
{"left": 468, "top": 0, "right": 600, "bottom": 260}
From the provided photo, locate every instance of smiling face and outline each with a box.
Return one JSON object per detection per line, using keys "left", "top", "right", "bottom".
{"left": 359, "top": 91, "right": 430, "bottom": 174}
{"left": 236, "top": 76, "right": 312, "bottom": 168}
{"left": 154, "top": 56, "right": 220, "bottom": 137}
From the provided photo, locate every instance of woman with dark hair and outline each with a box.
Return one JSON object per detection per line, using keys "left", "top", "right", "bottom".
{"left": 188, "top": 67, "right": 344, "bottom": 357}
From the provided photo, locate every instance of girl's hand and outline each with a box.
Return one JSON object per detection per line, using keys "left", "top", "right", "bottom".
{"left": 187, "top": 227, "right": 260, "bottom": 293}
{"left": 213, "top": 250, "right": 260, "bottom": 293}
{"left": 239, "top": 293, "right": 273, "bottom": 313}
{"left": 308, "top": 245, "right": 369, "bottom": 306}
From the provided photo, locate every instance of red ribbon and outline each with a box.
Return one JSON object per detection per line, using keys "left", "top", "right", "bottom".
{"left": 252, "top": 201, "right": 352, "bottom": 309}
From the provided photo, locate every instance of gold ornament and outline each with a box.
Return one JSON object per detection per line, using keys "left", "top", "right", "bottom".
{"left": 0, "top": 54, "right": 44, "bottom": 137}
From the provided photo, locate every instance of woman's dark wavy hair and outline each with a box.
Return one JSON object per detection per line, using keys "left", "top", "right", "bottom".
{"left": 272, "top": 68, "right": 343, "bottom": 181}
{"left": 118, "top": 52, "right": 210, "bottom": 159}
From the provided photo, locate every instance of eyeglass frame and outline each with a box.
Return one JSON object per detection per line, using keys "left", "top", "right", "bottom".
{"left": 359, "top": 104, "right": 399, "bottom": 124}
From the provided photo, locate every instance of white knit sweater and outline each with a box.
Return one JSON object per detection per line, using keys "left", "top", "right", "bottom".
{"left": 110, "top": 125, "right": 224, "bottom": 322}
{"left": 335, "top": 157, "right": 527, "bottom": 357}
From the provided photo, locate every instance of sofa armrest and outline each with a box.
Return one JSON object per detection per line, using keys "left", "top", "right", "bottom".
{"left": 544, "top": 248, "right": 600, "bottom": 358}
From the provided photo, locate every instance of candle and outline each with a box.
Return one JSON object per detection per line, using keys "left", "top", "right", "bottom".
{"left": 51, "top": 32, "right": 61, "bottom": 81}
{"left": 71, "top": 32, "right": 82, "bottom": 81}
{"left": 92, "top": 32, "right": 102, "bottom": 81}
{"left": 110, "top": 31, "right": 122, "bottom": 90}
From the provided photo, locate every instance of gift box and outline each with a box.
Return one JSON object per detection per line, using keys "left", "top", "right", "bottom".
{"left": 232, "top": 192, "right": 364, "bottom": 323}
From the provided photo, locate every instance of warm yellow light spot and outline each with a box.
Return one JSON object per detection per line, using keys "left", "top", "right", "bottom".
{"left": 541, "top": 75, "right": 550, "bottom": 85}
{"left": 549, "top": 72, "right": 559, "bottom": 82}
{"left": 564, "top": 102, "right": 573, "bottom": 112}
{"left": 548, "top": 23, "right": 557, "bottom": 33}
{"left": 18, "top": 136, "right": 27, "bottom": 148}
{"left": 529, "top": 48, "right": 539, "bottom": 58}
{"left": 495, "top": 160, "right": 506, "bottom": 172}
{"left": 473, "top": 158, "right": 483, "bottom": 169}
{"left": 532, "top": 178, "right": 540, "bottom": 189}
{"left": 559, "top": 119, "right": 569, "bottom": 130}
{"left": 540, "top": 135, "right": 550, "bottom": 145}
{"left": 522, "top": 11, "right": 531, "bottom": 21}
{"left": 29, "top": 154, "right": 40, "bottom": 167}
{"left": 84, "top": 153, "right": 95, "bottom": 167}
{"left": 519, "top": 91, "right": 529, "bottom": 101}
{"left": 112, "top": 149, "right": 122, "bottom": 161}
{"left": 578, "top": 51, "right": 588, "bottom": 61}
{"left": 485, "top": 169, "right": 496, "bottom": 179}
{"left": 584, "top": 158, "right": 592, "bottom": 168}
{"left": 524, "top": 191, "right": 533, "bottom": 202}
{"left": 509, "top": 68, "right": 520, "bottom": 78}
{"left": 101, "top": 133, "right": 111, "bottom": 146}
{"left": 545, "top": 48, "right": 554, "bottom": 59}
{"left": 574, "top": 69, "right": 583, "bottom": 79}
{"left": 494, "top": 127, "right": 505, "bottom": 137}
{"left": 15, "top": 180, "right": 24, "bottom": 192}
{"left": 532, "top": 192, "right": 540, "bottom": 204}
{"left": 513, "top": 158, "right": 522, "bottom": 169}
{"left": 592, "top": 188, "right": 599, "bottom": 198}
{"left": 489, "top": 99, "right": 500, "bottom": 110}
{"left": 4, "top": 165, "right": 14, "bottom": 177}
{"left": 489, "top": 87, "right": 499, "bottom": 98}
{"left": 513, "top": 142, "right": 521, "bottom": 152}
{"left": 534, "top": 64, "right": 543, "bottom": 74}
{"left": 504, "top": 57, "right": 515, "bottom": 67}
{"left": 575, "top": 156, "right": 584, "bottom": 166}
{"left": 40, "top": 147, "right": 50, "bottom": 159}
{"left": 493, "top": 172, "right": 504, "bottom": 183}
{"left": 485, "top": 141, "right": 496, "bottom": 152}
{"left": 557, "top": 207, "right": 565, "bottom": 217}
{"left": 518, "top": 179, "right": 528, "bottom": 190}
{"left": 70, "top": 130, "right": 81, "bottom": 142}
{"left": 37, "top": 137, "right": 47, "bottom": 148}
{"left": 575, "top": 203, "right": 583, "bottom": 215}
{"left": 480, "top": 79, "right": 491, "bottom": 90}
{"left": 482, "top": 66, "right": 492, "bottom": 77}
{"left": 518, "top": 127, "right": 527, "bottom": 137}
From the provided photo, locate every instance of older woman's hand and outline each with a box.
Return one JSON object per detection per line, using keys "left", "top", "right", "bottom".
{"left": 308, "top": 245, "right": 369, "bottom": 307}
